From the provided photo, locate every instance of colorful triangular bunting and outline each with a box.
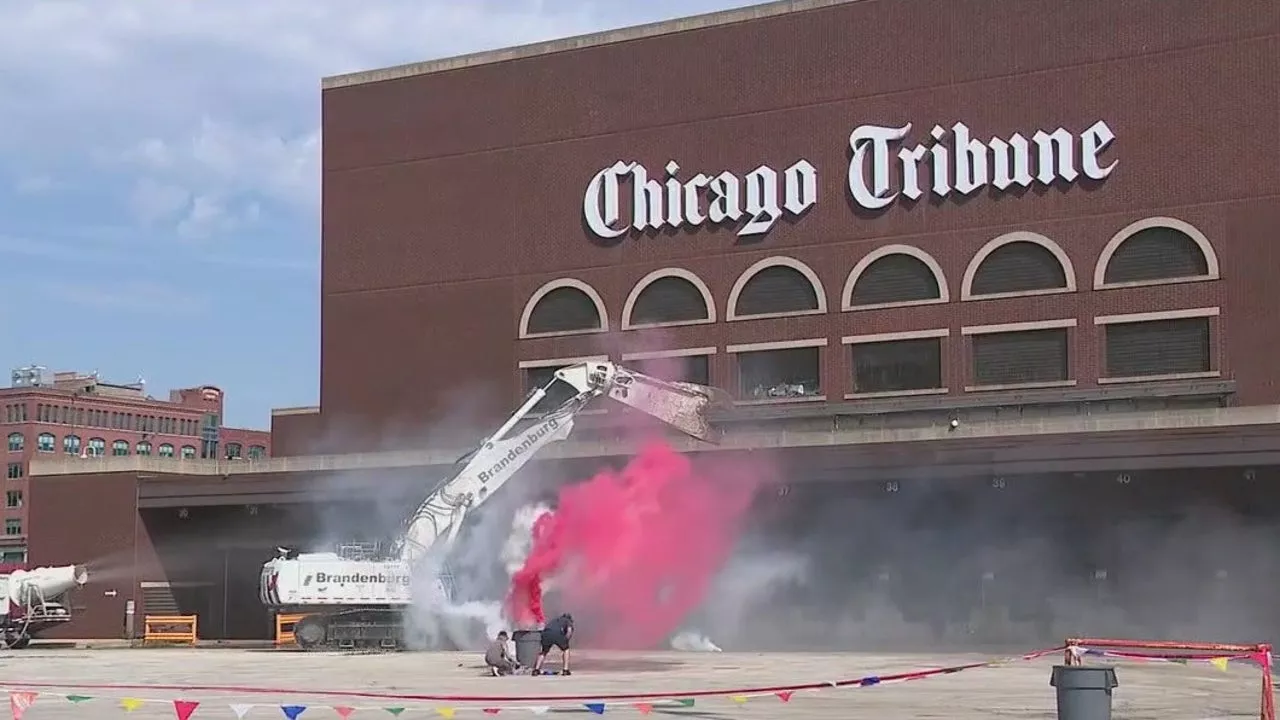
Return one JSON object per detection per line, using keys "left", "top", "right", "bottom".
{"left": 174, "top": 700, "right": 200, "bottom": 720}
{"left": 483, "top": 709, "right": 501, "bottom": 715}
{"left": 9, "top": 691, "right": 37, "bottom": 720}
{"left": 728, "top": 696, "right": 748, "bottom": 704}
{"left": 673, "top": 699, "right": 694, "bottom": 707}
{"left": 526, "top": 706, "right": 549, "bottom": 715}
{"left": 121, "top": 698, "right": 145, "bottom": 712}
{"left": 1210, "top": 657, "right": 1229, "bottom": 672}
{"left": 775, "top": 691, "right": 794, "bottom": 703}
{"left": 583, "top": 703, "right": 605, "bottom": 715}
{"left": 332, "top": 708, "right": 354, "bottom": 719}
{"left": 436, "top": 709, "right": 455, "bottom": 718}
{"left": 230, "top": 705, "right": 255, "bottom": 719}
{"left": 65, "top": 695, "right": 93, "bottom": 704}
{"left": 281, "top": 705, "right": 307, "bottom": 720}
{"left": 383, "top": 709, "right": 405, "bottom": 717}
{"left": 633, "top": 703, "right": 653, "bottom": 715}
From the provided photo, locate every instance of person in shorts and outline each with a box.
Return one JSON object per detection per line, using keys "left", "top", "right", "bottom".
{"left": 484, "top": 630, "right": 518, "bottom": 676}
{"left": 533, "top": 613, "right": 574, "bottom": 676}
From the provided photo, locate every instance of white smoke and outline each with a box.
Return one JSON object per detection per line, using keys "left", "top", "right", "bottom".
{"left": 502, "top": 502, "right": 551, "bottom": 576}
{"left": 400, "top": 501, "right": 555, "bottom": 649}
{"left": 672, "top": 548, "right": 812, "bottom": 651}
{"left": 670, "top": 631, "right": 722, "bottom": 652}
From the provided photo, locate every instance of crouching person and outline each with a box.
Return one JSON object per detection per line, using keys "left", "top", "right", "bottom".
{"left": 485, "top": 631, "right": 519, "bottom": 676}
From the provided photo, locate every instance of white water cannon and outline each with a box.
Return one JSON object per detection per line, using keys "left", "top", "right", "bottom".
{"left": 4, "top": 565, "right": 88, "bottom": 606}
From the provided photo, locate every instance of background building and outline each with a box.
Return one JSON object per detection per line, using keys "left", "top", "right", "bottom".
{"left": 2, "top": 366, "right": 269, "bottom": 562}
{"left": 25, "top": 0, "right": 1280, "bottom": 643}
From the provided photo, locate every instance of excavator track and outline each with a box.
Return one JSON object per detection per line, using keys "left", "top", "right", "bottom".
{"left": 294, "top": 609, "right": 405, "bottom": 651}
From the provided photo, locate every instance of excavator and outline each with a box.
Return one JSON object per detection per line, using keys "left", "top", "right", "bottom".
{"left": 259, "top": 361, "right": 727, "bottom": 650}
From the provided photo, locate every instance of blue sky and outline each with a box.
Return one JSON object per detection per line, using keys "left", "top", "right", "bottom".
{"left": 0, "top": 0, "right": 753, "bottom": 428}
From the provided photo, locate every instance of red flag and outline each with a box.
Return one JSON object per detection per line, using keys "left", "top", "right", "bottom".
{"left": 9, "top": 692, "right": 36, "bottom": 720}
{"left": 173, "top": 700, "right": 200, "bottom": 720}
{"left": 633, "top": 703, "right": 653, "bottom": 715}
{"left": 774, "top": 692, "right": 793, "bottom": 703}
{"left": 334, "top": 708, "right": 355, "bottom": 719}
{"left": 483, "top": 710, "right": 501, "bottom": 715}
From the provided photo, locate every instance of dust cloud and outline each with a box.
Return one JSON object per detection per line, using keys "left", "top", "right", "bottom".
{"left": 280, "top": 346, "right": 1280, "bottom": 653}
{"left": 676, "top": 470, "right": 1280, "bottom": 651}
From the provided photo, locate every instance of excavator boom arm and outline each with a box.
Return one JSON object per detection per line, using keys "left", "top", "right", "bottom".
{"left": 395, "top": 361, "right": 725, "bottom": 564}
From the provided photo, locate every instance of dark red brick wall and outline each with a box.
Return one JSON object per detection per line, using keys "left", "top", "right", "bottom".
{"left": 270, "top": 412, "right": 325, "bottom": 456}
{"left": 218, "top": 427, "right": 271, "bottom": 457}
{"left": 27, "top": 473, "right": 159, "bottom": 640}
{"left": 319, "top": 0, "right": 1280, "bottom": 449}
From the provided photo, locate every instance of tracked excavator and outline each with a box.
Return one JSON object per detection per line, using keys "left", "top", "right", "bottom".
{"left": 260, "top": 361, "right": 726, "bottom": 650}
{"left": 1, "top": 564, "right": 89, "bottom": 649}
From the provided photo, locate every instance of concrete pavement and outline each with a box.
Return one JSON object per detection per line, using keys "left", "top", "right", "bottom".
{"left": 0, "top": 648, "right": 1267, "bottom": 718}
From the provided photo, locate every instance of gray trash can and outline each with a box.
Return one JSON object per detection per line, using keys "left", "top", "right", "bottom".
{"left": 512, "top": 630, "right": 542, "bottom": 668}
{"left": 1050, "top": 665, "right": 1118, "bottom": 720}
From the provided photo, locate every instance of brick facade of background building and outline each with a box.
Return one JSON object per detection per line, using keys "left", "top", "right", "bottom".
{"left": 2, "top": 367, "right": 269, "bottom": 561}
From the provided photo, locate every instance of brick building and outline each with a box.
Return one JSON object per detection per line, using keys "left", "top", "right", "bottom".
{"left": 23, "top": 0, "right": 1280, "bottom": 642}
{"left": 2, "top": 366, "right": 270, "bottom": 561}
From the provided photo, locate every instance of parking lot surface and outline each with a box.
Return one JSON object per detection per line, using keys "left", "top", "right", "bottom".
{"left": 0, "top": 648, "right": 1267, "bottom": 718}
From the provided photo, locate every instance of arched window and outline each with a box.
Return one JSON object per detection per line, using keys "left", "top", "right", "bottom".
{"left": 843, "top": 246, "right": 948, "bottom": 309}
{"left": 36, "top": 433, "right": 55, "bottom": 453}
{"left": 519, "top": 279, "right": 608, "bottom": 337}
{"left": 225, "top": 442, "right": 243, "bottom": 460}
{"left": 87, "top": 438, "right": 106, "bottom": 457}
{"left": 63, "top": 435, "right": 81, "bottom": 455}
{"left": 136, "top": 441, "right": 152, "bottom": 456}
{"left": 180, "top": 445, "right": 196, "bottom": 459}
{"left": 111, "top": 440, "right": 130, "bottom": 457}
{"left": 727, "top": 257, "right": 826, "bottom": 320}
{"left": 7, "top": 432, "right": 24, "bottom": 453}
{"left": 964, "top": 233, "right": 1074, "bottom": 299}
{"left": 158, "top": 443, "right": 175, "bottom": 458}
{"left": 622, "top": 270, "right": 715, "bottom": 328}
{"left": 1095, "top": 218, "right": 1218, "bottom": 288}
{"left": 248, "top": 445, "right": 267, "bottom": 460}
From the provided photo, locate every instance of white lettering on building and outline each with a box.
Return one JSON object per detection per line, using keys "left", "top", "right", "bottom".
{"left": 847, "top": 120, "right": 1116, "bottom": 211}
{"left": 583, "top": 159, "right": 818, "bottom": 239}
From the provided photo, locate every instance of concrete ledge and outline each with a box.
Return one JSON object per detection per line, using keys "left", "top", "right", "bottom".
{"left": 30, "top": 403, "right": 1280, "bottom": 479}
{"left": 321, "top": 0, "right": 859, "bottom": 89}
{"left": 271, "top": 406, "right": 320, "bottom": 417}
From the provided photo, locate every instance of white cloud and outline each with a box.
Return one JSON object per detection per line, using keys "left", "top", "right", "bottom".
{"left": 43, "top": 279, "right": 207, "bottom": 315}
{"left": 129, "top": 118, "right": 321, "bottom": 210}
{"left": 15, "top": 175, "right": 54, "bottom": 194}
{"left": 0, "top": 0, "right": 753, "bottom": 247}
{"left": 128, "top": 178, "right": 190, "bottom": 225}
{"left": 0, "top": 0, "right": 614, "bottom": 244}
{"left": 120, "top": 119, "right": 317, "bottom": 236}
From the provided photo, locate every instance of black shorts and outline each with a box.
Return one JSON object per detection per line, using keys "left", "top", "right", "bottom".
{"left": 541, "top": 632, "right": 569, "bottom": 653}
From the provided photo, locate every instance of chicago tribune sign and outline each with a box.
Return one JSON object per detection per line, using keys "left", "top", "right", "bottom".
{"left": 583, "top": 159, "right": 818, "bottom": 239}
{"left": 582, "top": 120, "right": 1116, "bottom": 240}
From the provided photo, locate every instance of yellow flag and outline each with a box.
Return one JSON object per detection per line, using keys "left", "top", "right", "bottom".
{"left": 1210, "top": 657, "right": 1229, "bottom": 672}
{"left": 729, "top": 696, "right": 748, "bottom": 704}
{"left": 437, "top": 708, "right": 457, "bottom": 718}
{"left": 120, "top": 698, "right": 144, "bottom": 712}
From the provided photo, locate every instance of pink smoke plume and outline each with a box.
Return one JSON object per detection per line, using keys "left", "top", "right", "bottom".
{"left": 505, "top": 441, "right": 764, "bottom": 648}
